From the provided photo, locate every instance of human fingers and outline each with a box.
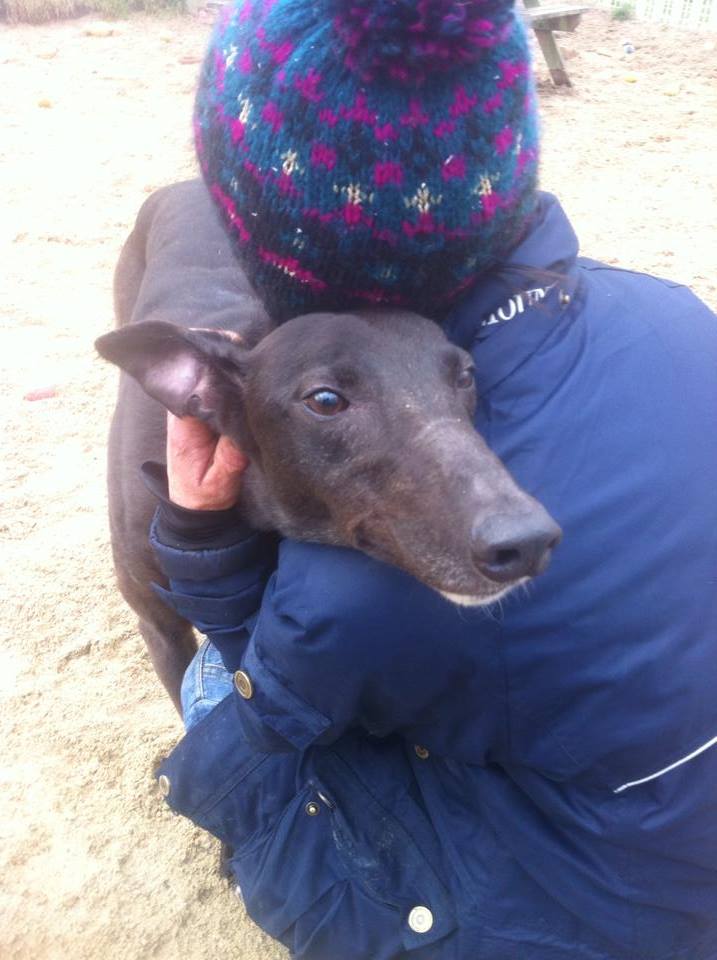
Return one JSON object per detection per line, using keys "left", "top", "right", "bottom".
{"left": 167, "top": 413, "right": 247, "bottom": 510}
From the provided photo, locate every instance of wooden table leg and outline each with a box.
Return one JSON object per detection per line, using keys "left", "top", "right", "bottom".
{"left": 534, "top": 28, "right": 572, "bottom": 86}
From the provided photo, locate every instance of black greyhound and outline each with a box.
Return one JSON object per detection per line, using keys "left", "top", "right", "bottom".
{"left": 97, "top": 180, "right": 560, "bottom": 710}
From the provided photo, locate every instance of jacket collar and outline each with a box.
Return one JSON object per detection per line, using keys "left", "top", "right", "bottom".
{"left": 444, "top": 193, "right": 581, "bottom": 394}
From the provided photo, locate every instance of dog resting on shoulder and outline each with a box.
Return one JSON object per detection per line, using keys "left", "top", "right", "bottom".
{"left": 97, "top": 180, "right": 560, "bottom": 708}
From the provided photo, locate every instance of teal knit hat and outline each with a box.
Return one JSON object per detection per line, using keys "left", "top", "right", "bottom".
{"left": 195, "top": 0, "right": 539, "bottom": 321}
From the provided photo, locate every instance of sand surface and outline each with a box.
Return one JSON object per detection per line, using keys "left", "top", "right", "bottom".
{"left": 1, "top": 9, "right": 715, "bottom": 959}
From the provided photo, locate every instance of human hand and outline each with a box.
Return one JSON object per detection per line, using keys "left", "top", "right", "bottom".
{"left": 166, "top": 413, "right": 248, "bottom": 510}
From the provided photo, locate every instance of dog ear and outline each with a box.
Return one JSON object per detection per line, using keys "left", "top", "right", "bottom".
{"left": 95, "top": 321, "right": 249, "bottom": 435}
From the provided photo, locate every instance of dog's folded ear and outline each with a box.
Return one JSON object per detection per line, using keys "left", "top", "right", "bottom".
{"left": 95, "top": 321, "right": 248, "bottom": 433}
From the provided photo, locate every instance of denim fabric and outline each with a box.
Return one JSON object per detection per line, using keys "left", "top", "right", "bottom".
{"left": 181, "top": 639, "right": 233, "bottom": 731}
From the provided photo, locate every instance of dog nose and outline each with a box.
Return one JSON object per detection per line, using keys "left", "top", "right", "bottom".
{"left": 472, "top": 513, "right": 562, "bottom": 583}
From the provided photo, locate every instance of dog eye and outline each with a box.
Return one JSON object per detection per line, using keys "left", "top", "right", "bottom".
{"left": 456, "top": 367, "right": 475, "bottom": 389}
{"left": 303, "top": 389, "right": 349, "bottom": 417}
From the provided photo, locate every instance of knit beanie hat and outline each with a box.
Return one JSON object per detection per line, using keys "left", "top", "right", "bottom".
{"left": 195, "top": 0, "right": 539, "bottom": 322}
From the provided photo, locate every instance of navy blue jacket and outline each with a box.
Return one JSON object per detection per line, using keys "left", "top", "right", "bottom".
{"left": 154, "top": 195, "right": 717, "bottom": 960}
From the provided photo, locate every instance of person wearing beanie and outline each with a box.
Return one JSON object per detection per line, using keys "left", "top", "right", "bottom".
{"left": 144, "top": 1, "right": 717, "bottom": 959}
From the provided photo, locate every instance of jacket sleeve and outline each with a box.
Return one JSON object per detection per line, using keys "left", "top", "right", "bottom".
{"left": 149, "top": 511, "right": 278, "bottom": 672}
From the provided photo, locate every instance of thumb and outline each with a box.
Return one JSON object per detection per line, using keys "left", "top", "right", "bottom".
{"left": 214, "top": 434, "right": 249, "bottom": 475}
{"left": 167, "top": 412, "right": 218, "bottom": 458}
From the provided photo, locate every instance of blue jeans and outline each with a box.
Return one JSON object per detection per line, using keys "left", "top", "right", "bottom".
{"left": 181, "top": 639, "right": 234, "bottom": 731}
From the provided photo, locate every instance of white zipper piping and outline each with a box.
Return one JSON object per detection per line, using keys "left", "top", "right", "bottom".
{"left": 613, "top": 733, "right": 717, "bottom": 794}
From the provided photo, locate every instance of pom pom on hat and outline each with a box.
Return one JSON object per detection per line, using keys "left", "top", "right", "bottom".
{"left": 329, "top": 0, "right": 517, "bottom": 80}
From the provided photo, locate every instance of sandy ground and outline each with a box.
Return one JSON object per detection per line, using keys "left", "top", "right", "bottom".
{"left": 0, "top": 8, "right": 715, "bottom": 959}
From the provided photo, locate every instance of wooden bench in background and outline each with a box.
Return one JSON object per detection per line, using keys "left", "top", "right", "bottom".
{"left": 523, "top": 0, "right": 589, "bottom": 86}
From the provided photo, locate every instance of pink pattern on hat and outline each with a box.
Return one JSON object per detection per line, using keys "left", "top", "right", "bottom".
{"left": 403, "top": 212, "right": 437, "bottom": 236}
{"left": 342, "top": 93, "right": 377, "bottom": 125}
{"left": 230, "top": 118, "right": 246, "bottom": 143}
{"left": 400, "top": 99, "right": 429, "bottom": 127}
{"left": 239, "top": 48, "right": 253, "bottom": 73}
{"left": 277, "top": 172, "right": 301, "bottom": 196}
{"left": 243, "top": 159, "right": 267, "bottom": 186}
{"left": 434, "top": 119, "right": 456, "bottom": 138}
{"left": 480, "top": 191, "right": 501, "bottom": 219}
{"left": 319, "top": 107, "right": 339, "bottom": 127}
{"left": 372, "top": 227, "right": 398, "bottom": 246}
{"left": 304, "top": 208, "right": 335, "bottom": 224}
{"left": 262, "top": 102, "right": 284, "bottom": 131}
{"left": 498, "top": 59, "right": 528, "bottom": 90}
{"left": 374, "top": 122, "right": 398, "bottom": 141}
{"left": 295, "top": 70, "right": 324, "bottom": 102}
{"left": 311, "top": 143, "right": 337, "bottom": 170}
{"left": 449, "top": 86, "right": 478, "bottom": 118}
{"left": 348, "top": 287, "right": 407, "bottom": 306}
{"left": 210, "top": 183, "right": 251, "bottom": 243}
{"left": 257, "top": 27, "right": 293, "bottom": 64}
{"left": 442, "top": 155, "right": 466, "bottom": 180}
{"left": 483, "top": 92, "right": 503, "bottom": 114}
{"left": 494, "top": 126, "right": 514, "bottom": 155}
{"left": 374, "top": 162, "right": 404, "bottom": 186}
{"left": 259, "top": 248, "right": 327, "bottom": 290}
{"left": 343, "top": 203, "right": 365, "bottom": 226}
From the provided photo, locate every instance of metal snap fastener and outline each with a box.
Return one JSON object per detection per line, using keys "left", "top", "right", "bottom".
{"left": 305, "top": 800, "right": 320, "bottom": 816}
{"left": 233, "top": 669, "right": 254, "bottom": 700}
{"left": 559, "top": 290, "right": 572, "bottom": 306}
{"left": 414, "top": 744, "right": 430, "bottom": 760}
{"left": 157, "top": 774, "right": 171, "bottom": 798}
{"left": 408, "top": 905, "right": 434, "bottom": 933}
